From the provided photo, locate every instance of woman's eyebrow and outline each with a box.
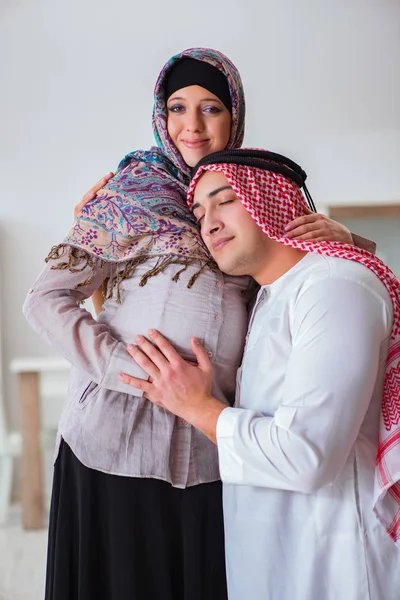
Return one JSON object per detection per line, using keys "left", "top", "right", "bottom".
{"left": 168, "top": 97, "right": 223, "bottom": 103}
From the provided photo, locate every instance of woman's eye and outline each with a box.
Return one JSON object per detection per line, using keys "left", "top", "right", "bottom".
{"left": 202, "top": 105, "right": 222, "bottom": 114}
{"left": 167, "top": 104, "right": 185, "bottom": 113}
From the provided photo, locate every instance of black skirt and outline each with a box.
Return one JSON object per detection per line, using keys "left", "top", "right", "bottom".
{"left": 45, "top": 440, "right": 227, "bottom": 600}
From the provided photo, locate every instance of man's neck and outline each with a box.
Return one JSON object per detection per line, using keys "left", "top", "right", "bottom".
{"left": 254, "top": 245, "right": 309, "bottom": 286}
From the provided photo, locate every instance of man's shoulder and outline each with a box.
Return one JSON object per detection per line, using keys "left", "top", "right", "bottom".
{"left": 299, "top": 254, "right": 391, "bottom": 306}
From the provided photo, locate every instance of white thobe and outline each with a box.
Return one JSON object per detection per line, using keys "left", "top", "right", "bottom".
{"left": 217, "top": 253, "right": 400, "bottom": 600}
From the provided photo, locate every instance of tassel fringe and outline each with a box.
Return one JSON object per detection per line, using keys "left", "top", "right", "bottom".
{"left": 45, "top": 244, "right": 218, "bottom": 303}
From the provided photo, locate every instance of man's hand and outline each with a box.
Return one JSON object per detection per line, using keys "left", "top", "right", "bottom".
{"left": 118, "top": 330, "right": 226, "bottom": 443}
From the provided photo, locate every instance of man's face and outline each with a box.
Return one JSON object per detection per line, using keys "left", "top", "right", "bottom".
{"left": 192, "top": 170, "right": 272, "bottom": 277}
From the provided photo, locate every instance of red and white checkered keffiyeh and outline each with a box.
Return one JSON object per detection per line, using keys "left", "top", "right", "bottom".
{"left": 188, "top": 159, "right": 400, "bottom": 546}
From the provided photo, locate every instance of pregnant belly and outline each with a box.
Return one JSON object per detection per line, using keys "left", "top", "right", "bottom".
{"left": 99, "top": 262, "right": 249, "bottom": 369}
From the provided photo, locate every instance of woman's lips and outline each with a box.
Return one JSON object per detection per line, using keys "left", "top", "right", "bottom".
{"left": 181, "top": 139, "right": 209, "bottom": 149}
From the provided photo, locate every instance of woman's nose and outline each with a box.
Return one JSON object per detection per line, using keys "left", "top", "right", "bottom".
{"left": 185, "top": 111, "right": 203, "bottom": 133}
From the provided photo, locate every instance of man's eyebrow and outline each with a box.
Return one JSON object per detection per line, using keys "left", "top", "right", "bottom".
{"left": 208, "top": 185, "right": 232, "bottom": 198}
{"left": 191, "top": 185, "right": 233, "bottom": 212}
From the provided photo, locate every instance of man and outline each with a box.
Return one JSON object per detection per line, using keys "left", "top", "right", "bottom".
{"left": 119, "top": 149, "right": 400, "bottom": 600}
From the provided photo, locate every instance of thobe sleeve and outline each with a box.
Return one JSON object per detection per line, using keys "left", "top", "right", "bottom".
{"left": 351, "top": 233, "right": 377, "bottom": 255}
{"left": 23, "top": 247, "right": 148, "bottom": 396}
{"left": 216, "top": 276, "right": 391, "bottom": 492}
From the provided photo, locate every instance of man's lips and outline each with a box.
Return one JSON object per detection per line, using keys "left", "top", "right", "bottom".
{"left": 181, "top": 139, "right": 209, "bottom": 149}
{"left": 212, "top": 237, "right": 234, "bottom": 252}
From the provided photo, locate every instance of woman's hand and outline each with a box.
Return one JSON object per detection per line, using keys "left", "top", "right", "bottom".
{"left": 73, "top": 172, "right": 114, "bottom": 315}
{"left": 73, "top": 172, "right": 114, "bottom": 220}
{"left": 285, "top": 207, "right": 353, "bottom": 244}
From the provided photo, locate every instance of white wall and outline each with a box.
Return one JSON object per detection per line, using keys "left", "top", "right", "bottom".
{"left": 1, "top": 0, "right": 400, "bottom": 426}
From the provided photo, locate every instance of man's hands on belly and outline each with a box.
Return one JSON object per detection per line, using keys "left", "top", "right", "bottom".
{"left": 118, "top": 330, "right": 226, "bottom": 443}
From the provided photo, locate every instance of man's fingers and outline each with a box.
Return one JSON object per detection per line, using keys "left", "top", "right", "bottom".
{"left": 147, "top": 330, "right": 185, "bottom": 365}
{"left": 118, "top": 372, "right": 164, "bottom": 407}
{"left": 134, "top": 334, "right": 172, "bottom": 371}
{"left": 191, "top": 337, "right": 212, "bottom": 372}
{"left": 118, "top": 372, "right": 150, "bottom": 392}
{"left": 126, "top": 343, "right": 161, "bottom": 379}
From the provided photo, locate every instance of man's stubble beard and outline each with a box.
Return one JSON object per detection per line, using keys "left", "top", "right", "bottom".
{"left": 216, "top": 243, "right": 267, "bottom": 278}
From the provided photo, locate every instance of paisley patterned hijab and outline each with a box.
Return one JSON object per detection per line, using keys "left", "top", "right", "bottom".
{"left": 47, "top": 48, "right": 245, "bottom": 294}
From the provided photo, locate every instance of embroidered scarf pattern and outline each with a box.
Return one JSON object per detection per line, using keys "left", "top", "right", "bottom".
{"left": 46, "top": 48, "right": 245, "bottom": 294}
{"left": 188, "top": 156, "right": 400, "bottom": 547}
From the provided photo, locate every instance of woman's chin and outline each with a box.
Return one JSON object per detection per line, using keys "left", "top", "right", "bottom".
{"left": 180, "top": 146, "right": 212, "bottom": 168}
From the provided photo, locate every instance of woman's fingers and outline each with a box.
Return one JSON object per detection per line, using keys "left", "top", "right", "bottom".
{"left": 285, "top": 213, "right": 333, "bottom": 241}
{"left": 286, "top": 213, "right": 318, "bottom": 229}
{"left": 92, "top": 172, "right": 114, "bottom": 193}
{"left": 286, "top": 213, "right": 353, "bottom": 244}
{"left": 289, "top": 231, "right": 329, "bottom": 242}
{"left": 285, "top": 221, "right": 323, "bottom": 239}
{"left": 73, "top": 172, "right": 114, "bottom": 219}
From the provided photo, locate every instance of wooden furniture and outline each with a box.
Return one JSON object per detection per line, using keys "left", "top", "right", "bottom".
{"left": 328, "top": 203, "right": 400, "bottom": 279}
{"left": 9, "top": 357, "right": 70, "bottom": 529}
{"left": 329, "top": 204, "right": 400, "bottom": 219}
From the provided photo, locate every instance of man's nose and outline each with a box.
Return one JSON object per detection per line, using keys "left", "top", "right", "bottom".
{"left": 209, "top": 224, "right": 221, "bottom": 235}
{"left": 203, "top": 218, "right": 223, "bottom": 238}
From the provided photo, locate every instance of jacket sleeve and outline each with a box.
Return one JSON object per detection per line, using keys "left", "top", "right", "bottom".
{"left": 23, "top": 246, "right": 147, "bottom": 397}
{"left": 352, "top": 233, "right": 377, "bottom": 255}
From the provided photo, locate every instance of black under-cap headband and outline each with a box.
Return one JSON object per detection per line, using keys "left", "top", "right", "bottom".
{"left": 165, "top": 57, "right": 232, "bottom": 113}
{"left": 191, "top": 148, "right": 316, "bottom": 212}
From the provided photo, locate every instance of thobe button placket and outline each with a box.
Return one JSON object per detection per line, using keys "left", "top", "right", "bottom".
{"left": 244, "top": 288, "right": 269, "bottom": 353}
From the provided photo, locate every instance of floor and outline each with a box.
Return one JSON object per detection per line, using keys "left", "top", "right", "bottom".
{"left": 0, "top": 506, "right": 48, "bottom": 600}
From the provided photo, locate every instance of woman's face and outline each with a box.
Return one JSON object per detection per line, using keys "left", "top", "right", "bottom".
{"left": 166, "top": 85, "right": 231, "bottom": 167}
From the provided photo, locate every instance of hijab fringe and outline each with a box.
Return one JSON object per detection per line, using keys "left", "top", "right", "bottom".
{"left": 45, "top": 244, "right": 217, "bottom": 302}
